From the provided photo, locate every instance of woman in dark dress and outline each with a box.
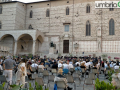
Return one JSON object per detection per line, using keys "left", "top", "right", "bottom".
{"left": 26, "top": 63, "right": 33, "bottom": 79}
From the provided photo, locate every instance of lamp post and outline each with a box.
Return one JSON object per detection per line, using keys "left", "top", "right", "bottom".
{"left": 74, "top": 43, "right": 79, "bottom": 56}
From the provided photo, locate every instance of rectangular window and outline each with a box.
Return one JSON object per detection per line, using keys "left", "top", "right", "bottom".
{"left": 65, "top": 25, "right": 69, "bottom": 32}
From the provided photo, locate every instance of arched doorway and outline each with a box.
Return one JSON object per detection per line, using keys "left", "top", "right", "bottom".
{"left": 0, "top": 34, "right": 14, "bottom": 54}
{"left": 17, "top": 34, "right": 33, "bottom": 55}
{"left": 35, "top": 35, "right": 44, "bottom": 54}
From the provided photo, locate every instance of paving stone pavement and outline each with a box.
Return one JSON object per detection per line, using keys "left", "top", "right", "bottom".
{"left": 9, "top": 71, "right": 109, "bottom": 90}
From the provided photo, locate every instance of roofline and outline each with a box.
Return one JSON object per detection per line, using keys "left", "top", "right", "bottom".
{"left": 25, "top": 0, "right": 61, "bottom": 4}
{"left": 0, "top": 0, "right": 62, "bottom": 4}
{"left": 0, "top": 1, "right": 24, "bottom": 4}
{"left": 26, "top": 0, "right": 50, "bottom": 4}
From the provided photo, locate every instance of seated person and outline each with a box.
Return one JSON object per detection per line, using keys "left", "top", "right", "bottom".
{"left": 63, "top": 61, "right": 69, "bottom": 74}
{"left": 92, "top": 63, "right": 99, "bottom": 78}
{"left": 58, "top": 61, "right": 63, "bottom": 69}
{"left": 104, "top": 62, "right": 110, "bottom": 71}
{"left": 114, "top": 62, "right": 119, "bottom": 70}
{"left": 31, "top": 60, "right": 38, "bottom": 73}
{"left": 38, "top": 62, "right": 44, "bottom": 70}
{"left": 54, "top": 69, "right": 72, "bottom": 90}
{"left": 80, "top": 62, "right": 86, "bottom": 77}
{"left": 52, "top": 61, "right": 58, "bottom": 70}
{"left": 75, "top": 64, "right": 82, "bottom": 72}
{"left": 104, "top": 62, "right": 110, "bottom": 78}
{"left": 45, "top": 60, "right": 50, "bottom": 67}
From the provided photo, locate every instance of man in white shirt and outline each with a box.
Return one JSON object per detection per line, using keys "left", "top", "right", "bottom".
{"left": 58, "top": 61, "right": 63, "bottom": 68}
{"left": 63, "top": 63, "right": 69, "bottom": 69}
{"left": 68, "top": 63, "right": 74, "bottom": 69}
{"left": 75, "top": 61, "right": 80, "bottom": 66}
{"left": 31, "top": 61, "right": 38, "bottom": 69}
{"left": 110, "top": 62, "right": 114, "bottom": 67}
{"left": 38, "top": 62, "right": 44, "bottom": 70}
{"left": 85, "top": 62, "right": 90, "bottom": 69}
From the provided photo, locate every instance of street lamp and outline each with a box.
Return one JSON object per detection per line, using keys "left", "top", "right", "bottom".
{"left": 74, "top": 43, "right": 79, "bottom": 56}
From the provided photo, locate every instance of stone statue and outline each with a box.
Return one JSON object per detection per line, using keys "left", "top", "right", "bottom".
{"left": 98, "top": 39, "right": 101, "bottom": 49}
{"left": 50, "top": 41, "right": 54, "bottom": 47}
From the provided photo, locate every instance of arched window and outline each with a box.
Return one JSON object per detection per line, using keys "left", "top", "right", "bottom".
{"left": 86, "top": 4, "right": 90, "bottom": 13}
{"left": 0, "top": 21, "right": 1, "bottom": 29}
{"left": 29, "top": 10, "right": 33, "bottom": 18}
{"left": 66, "top": 7, "right": 69, "bottom": 15}
{"left": 0, "top": 5, "right": 2, "bottom": 14}
{"left": 86, "top": 20, "right": 91, "bottom": 36}
{"left": 109, "top": 19, "right": 115, "bottom": 35}
{"left": 46, "top": 9, "right": 50, "bottom": 17}
{"left": 28, "top": 24, "right": 33, "bottom": 29}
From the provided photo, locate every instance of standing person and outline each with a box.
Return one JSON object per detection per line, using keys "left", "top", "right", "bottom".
{"left": 3, "top": 56, "right": 16, "bottom": 85}
{"left": 16, "top": 59, "right": 27, "bottom": 87}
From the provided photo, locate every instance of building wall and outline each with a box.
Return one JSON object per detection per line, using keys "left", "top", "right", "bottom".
{"left": 14, "top": 3, "right": 26, "bottom": 30}
{"left": 0, "top": 3, "right": 17, "bottom": 30}
{"left": 0, "top": 0, "right": 120, "bottom": 55}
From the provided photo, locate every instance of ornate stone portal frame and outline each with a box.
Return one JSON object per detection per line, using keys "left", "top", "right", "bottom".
{"left": 59, "top": 33, "right": 74, "bottom": 54}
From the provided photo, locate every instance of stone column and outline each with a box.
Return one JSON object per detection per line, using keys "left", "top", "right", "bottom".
{"left": 32, "top": 40, "right": 36, "bottom": 55}
{"left": 14, "top": 40, "right": 17, "bottom": 55}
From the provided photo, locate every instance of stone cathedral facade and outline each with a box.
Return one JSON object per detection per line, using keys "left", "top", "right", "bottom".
{"left": 0, "top": 0, "right": 120, "bottom": 57}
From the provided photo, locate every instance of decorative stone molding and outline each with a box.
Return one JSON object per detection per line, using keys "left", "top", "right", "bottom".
{"left": 59, "top": 33, "right": 74, "bottom": 41}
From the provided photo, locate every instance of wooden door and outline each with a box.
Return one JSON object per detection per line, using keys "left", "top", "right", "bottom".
{"left": 63, "top": 40, "right": 69, "bottom": 53}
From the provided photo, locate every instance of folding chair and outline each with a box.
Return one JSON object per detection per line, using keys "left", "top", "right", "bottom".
{"left": 43, "top": 70, "right": 49, "bottom": 79}
{"left": 47, "top": 67, "right": 51, "bottom": 72}
{"left": 38, "top": 68, "right": 43, "bottom": 77}
{"left": 88, "top": 73, "right": 95, "bottom": 80}
{"left": 48, "top": 75, "right": 55, "bottom": 87}
{"left": 91, "top": 69, "right": 98, "bottom": 74}
{"left": 105, "top": 69, "right": 110, "bottom": 74}
{"left": 55, "top": 81, "right": 67, "bottom": 90}
{"left": 73, "top": 73, "right": 81, "bottom": 85}
{"left": 91, "top": 69, "right": 99, "bottom": 78}
{"left": 31, "top": 73, "right": 38, "bottom": 85}
{"left": 45, "top": 65, "right": 48, "bottom": 69}
{"left": 81, "top": 68, "right": 86, "bottom": 77}
{"left": 75, "top": 70, "right": 81, "bottom": 75}
{"left": 65, "top": 75, "right": 76, "bottom": 90}
{"left": 35, "top": 77, "right": 47, "bottom": 89}
{"left": 0, "top": 75, "right": 9, "bottom": 90}
{"left": 51, "top": 69, "right": 57, "bottom": 75}
{"left": 0, "top": 75, "right": 7, "bottom": 83}
{"left": 69, "top": 68, "right": 74, "bottom": 75}
{"left": 31, "top": 67, "right": 36, "bottom": 72}
{"left": 115, "top": 69, "right": 119, "bottom": 73}
{"left": 110, "top": 67, "right": 114, "bottom": 71}
{"left": 83, "top": 78, "right": 95, "bottom": 90}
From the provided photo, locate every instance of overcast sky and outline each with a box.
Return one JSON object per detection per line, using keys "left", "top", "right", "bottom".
{"left": 12, "top": 0, "right": 47, "bottom": 3}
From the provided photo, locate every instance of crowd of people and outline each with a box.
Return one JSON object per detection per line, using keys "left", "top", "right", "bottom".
{"left": 0, "top": 55, "right": 120, "bottom": 89}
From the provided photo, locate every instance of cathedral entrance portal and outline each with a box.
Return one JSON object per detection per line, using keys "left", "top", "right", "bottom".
{"left": 63, "top": 40, "right": 69, "bottom": 53}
